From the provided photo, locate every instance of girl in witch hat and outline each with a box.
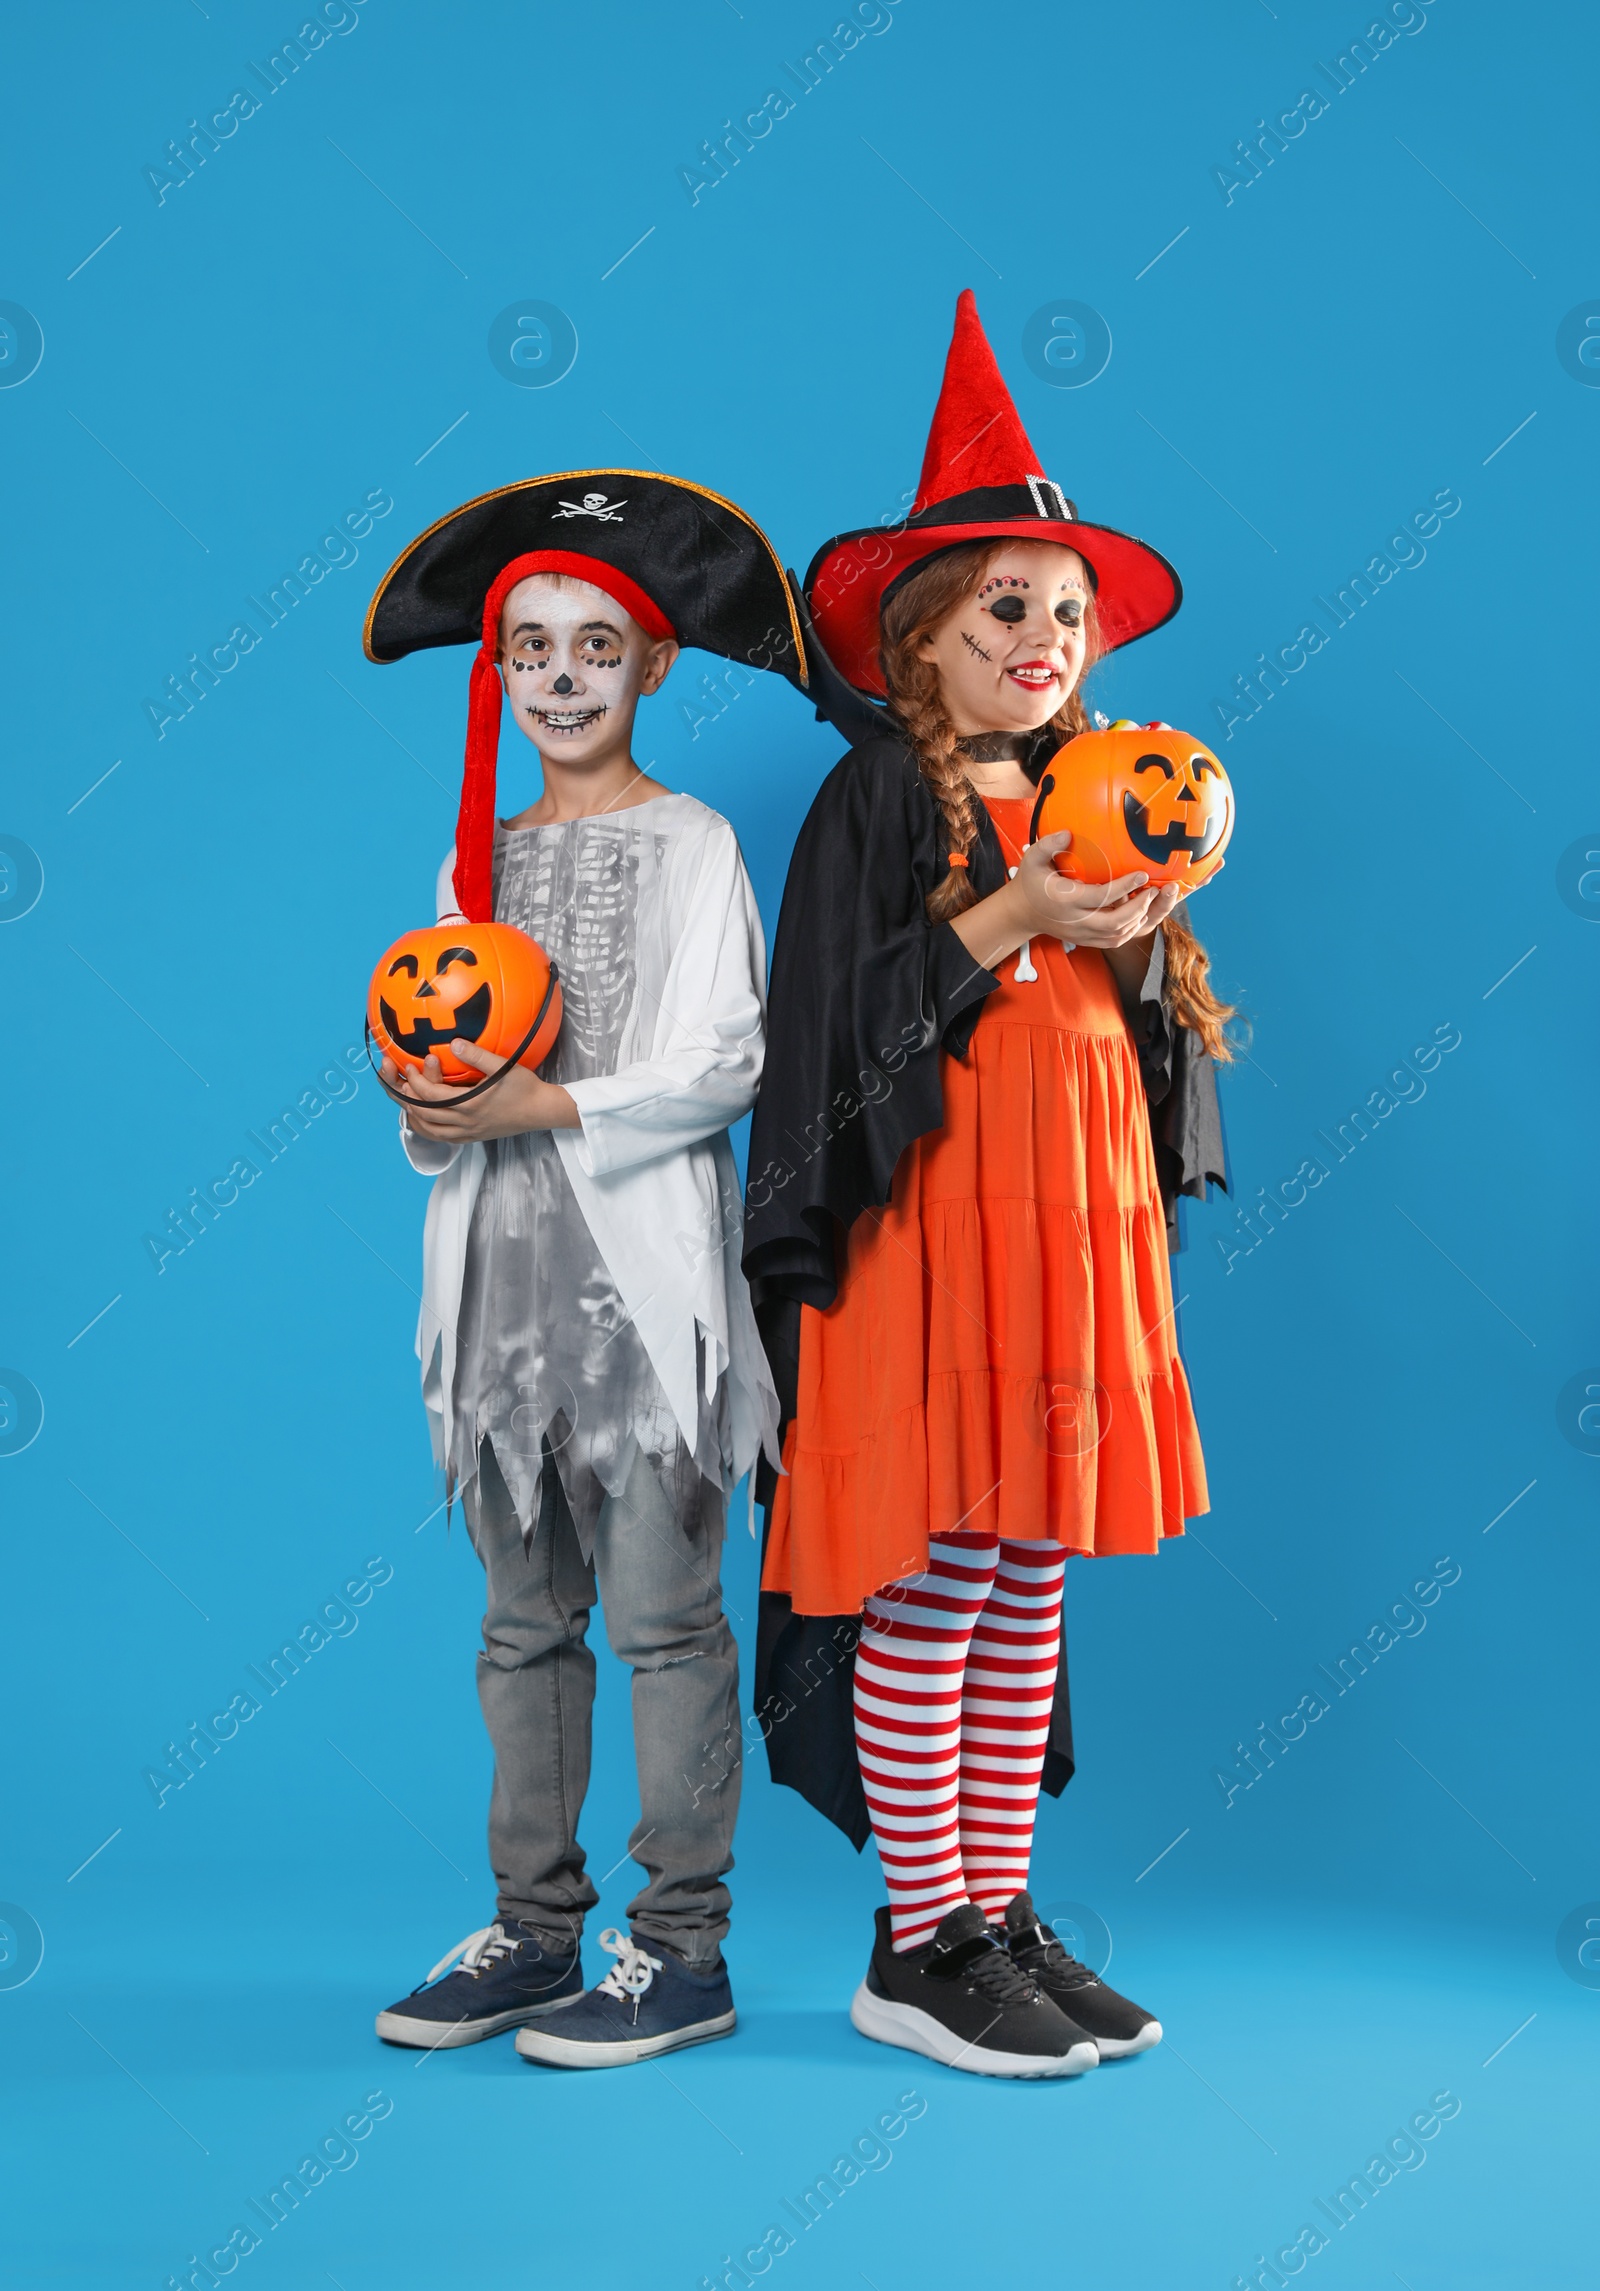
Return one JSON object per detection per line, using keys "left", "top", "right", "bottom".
{"left": 363, "top": 471, "right": 802, "bottom": 2068}
{"left": 743, "top": 293, "right": 1233, "bottom": 2078}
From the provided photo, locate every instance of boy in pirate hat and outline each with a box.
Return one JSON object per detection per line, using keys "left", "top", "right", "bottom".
{"left": 366, "top": 471, "right": 802, "bottom": 2068}
{"left": 745, "top": 294, "right": 1232, "bottom": 2076}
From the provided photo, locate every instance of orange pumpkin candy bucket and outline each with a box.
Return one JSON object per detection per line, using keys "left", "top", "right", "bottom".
{"left": 1029, "top": 721, "right": 1235, "bottom": 889}
{"left": 366, "top": 920, "right": 562, "bottom": 1096}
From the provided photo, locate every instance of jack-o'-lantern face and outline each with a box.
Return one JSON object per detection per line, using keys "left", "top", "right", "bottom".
{"left": 1124, "top": 745, "right": 1230, "bottom": 869}
{"left": 365, "top": 920, "right": 563, "bottom": 1086}
{"left": 379, "top": 943, "right": 491, "bottom": 1060}
{"left": 1033, "top": 722, "right": 1236, "bottom": 889}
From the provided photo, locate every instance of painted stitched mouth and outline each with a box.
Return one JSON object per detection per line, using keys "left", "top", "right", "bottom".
{"left": 532, "top": 705, "right": 607, "bottom": 733}
{"left": 380, "top": 980, "right": 493, "bottom": 1055}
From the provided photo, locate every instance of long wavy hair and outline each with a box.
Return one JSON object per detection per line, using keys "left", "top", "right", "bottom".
{"left": 879, "top": 539, "right": 1235, "bottom": 1060}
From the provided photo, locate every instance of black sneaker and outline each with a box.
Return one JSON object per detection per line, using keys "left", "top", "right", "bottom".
{"left": 515, "top": 1927, "right": 736, "bottom": 2069}
{"left": 375, "top": 1919, "right": 584, "bottom": 2048}
{"left": 999, "top": 1893, "right": 1162, "bottom": 2057}
{"left": 850, "top": 1904, "right": 1098, "bottom": 2078}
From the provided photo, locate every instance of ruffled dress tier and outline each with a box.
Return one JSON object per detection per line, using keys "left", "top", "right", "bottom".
{"left": 762, "top": 796, "right": 1208, "bottom": 1619}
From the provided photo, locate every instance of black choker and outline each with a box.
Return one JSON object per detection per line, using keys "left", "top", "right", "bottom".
{"left": 956, "top": 731, "right": 1029, "bottom": 762}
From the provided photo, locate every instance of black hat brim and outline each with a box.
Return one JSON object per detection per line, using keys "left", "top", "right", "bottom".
{"left": 805, "top": 486, "right": 1181, "bottom": 699}
{"left": 365, "top": 469, "right": 807, "bottom": 688}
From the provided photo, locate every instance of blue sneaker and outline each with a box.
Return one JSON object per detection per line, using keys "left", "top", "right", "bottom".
{"left": 515, "top": 1927, "right": 735, "bottom": 2069}
{"left": 376, "top": 1920, "right": 583, "bottom": 2048}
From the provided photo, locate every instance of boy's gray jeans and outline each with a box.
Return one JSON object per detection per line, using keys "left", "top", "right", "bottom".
{"left": 463, "top": 1438, "right": 741, "bottom": 1971}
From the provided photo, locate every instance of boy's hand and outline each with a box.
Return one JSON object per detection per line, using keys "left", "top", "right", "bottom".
{"left": 383, "top": 1044, "right": 580, "bottom": 1141}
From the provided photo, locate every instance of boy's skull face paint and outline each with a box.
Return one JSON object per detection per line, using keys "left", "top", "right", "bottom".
{"left": 498, "top": 575, "right": 672, "bottom": 762}
{"left": 916, "top": 542, "right": 1092, "bottom": 739}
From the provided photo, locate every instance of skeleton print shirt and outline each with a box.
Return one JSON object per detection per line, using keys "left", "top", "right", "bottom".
{"left": 449, "top": 806, "right": 733, "bottom": 1552}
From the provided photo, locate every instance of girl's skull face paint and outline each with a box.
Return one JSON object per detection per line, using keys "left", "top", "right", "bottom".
{"left": 916, "top": 543, "right": 1092, "bottom": 737}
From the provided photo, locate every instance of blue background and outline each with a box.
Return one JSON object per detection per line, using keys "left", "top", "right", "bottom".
{"left": 2, "top": 1, "right": 1595, "bottom": 2284}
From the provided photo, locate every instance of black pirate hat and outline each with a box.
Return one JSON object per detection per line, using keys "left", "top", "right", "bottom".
{"left": 365, "top": 470, "right": 806, "bottom": 919}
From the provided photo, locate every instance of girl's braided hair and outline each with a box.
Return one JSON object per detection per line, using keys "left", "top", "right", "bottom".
{"left": 878, "top": 539, "right": 1235, "bottom": 1059}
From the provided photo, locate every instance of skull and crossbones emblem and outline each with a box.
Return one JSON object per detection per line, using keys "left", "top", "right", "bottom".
{"left": 553, "top": 491, "right": 627, "bottom": 522}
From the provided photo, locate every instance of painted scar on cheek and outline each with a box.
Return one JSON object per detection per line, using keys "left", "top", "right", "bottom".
{"left": 959, "top": 629, "right": 994, "bottom": 661}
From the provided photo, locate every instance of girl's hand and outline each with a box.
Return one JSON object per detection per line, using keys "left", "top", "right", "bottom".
{"left": 1140, "top": 880, "right": 1189, "bottom": 930}
{"left": 1013, "top": 832, "right": 1163, "bottom": 947}
{"left": 952, "top": 830, "right": 1160, "bottom": 969}
{"left": 1126, "top": 858, "right": 1221, "bottom": 937}
{"left": 383, "top": 1045, "right": 580, "bottom": 1142}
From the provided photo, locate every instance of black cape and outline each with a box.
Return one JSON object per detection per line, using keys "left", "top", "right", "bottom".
{"left": 743, "top": 730, "right": 1227, "bottom": 1848}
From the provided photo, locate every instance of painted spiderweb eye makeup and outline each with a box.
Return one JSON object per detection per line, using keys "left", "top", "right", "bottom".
{"left": 987, "top": 593, "right": 1028, "bottom": 623}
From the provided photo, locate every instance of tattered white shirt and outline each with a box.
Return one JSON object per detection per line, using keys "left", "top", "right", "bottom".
{"left": 400, "top": 794, "right": 777, "bottom": 1524}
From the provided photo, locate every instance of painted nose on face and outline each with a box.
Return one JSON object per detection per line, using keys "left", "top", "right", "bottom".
{"left": 552, "top": 673, "right": 574, "bottom": 695}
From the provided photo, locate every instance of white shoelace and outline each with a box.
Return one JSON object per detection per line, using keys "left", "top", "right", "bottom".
{"left": 594, "top": 1927, "right": 661, "bottom": 2002}
{"left": 424, "top": 1922, "right": 523, "bottom": 1986}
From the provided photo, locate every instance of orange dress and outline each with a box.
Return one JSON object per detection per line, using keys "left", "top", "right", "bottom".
{"left": 761, "top": 795, "right": 1208, "bottom": 1618}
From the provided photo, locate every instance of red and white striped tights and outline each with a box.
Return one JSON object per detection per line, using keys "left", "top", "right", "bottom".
{"left": 854, "top": 1534, "right": 1068, "bottom": 1952}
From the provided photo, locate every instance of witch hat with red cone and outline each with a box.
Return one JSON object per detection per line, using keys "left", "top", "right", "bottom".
{"left": 804, "top": 290, "right": 1181, "bottom": 701}
{"left": 363, "top": 471, "right": 807, "bottom": 923}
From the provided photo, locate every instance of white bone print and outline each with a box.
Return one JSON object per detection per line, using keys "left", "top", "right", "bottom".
{"left": 1008, "top": 866, "right": 1037, "bottom": 981}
